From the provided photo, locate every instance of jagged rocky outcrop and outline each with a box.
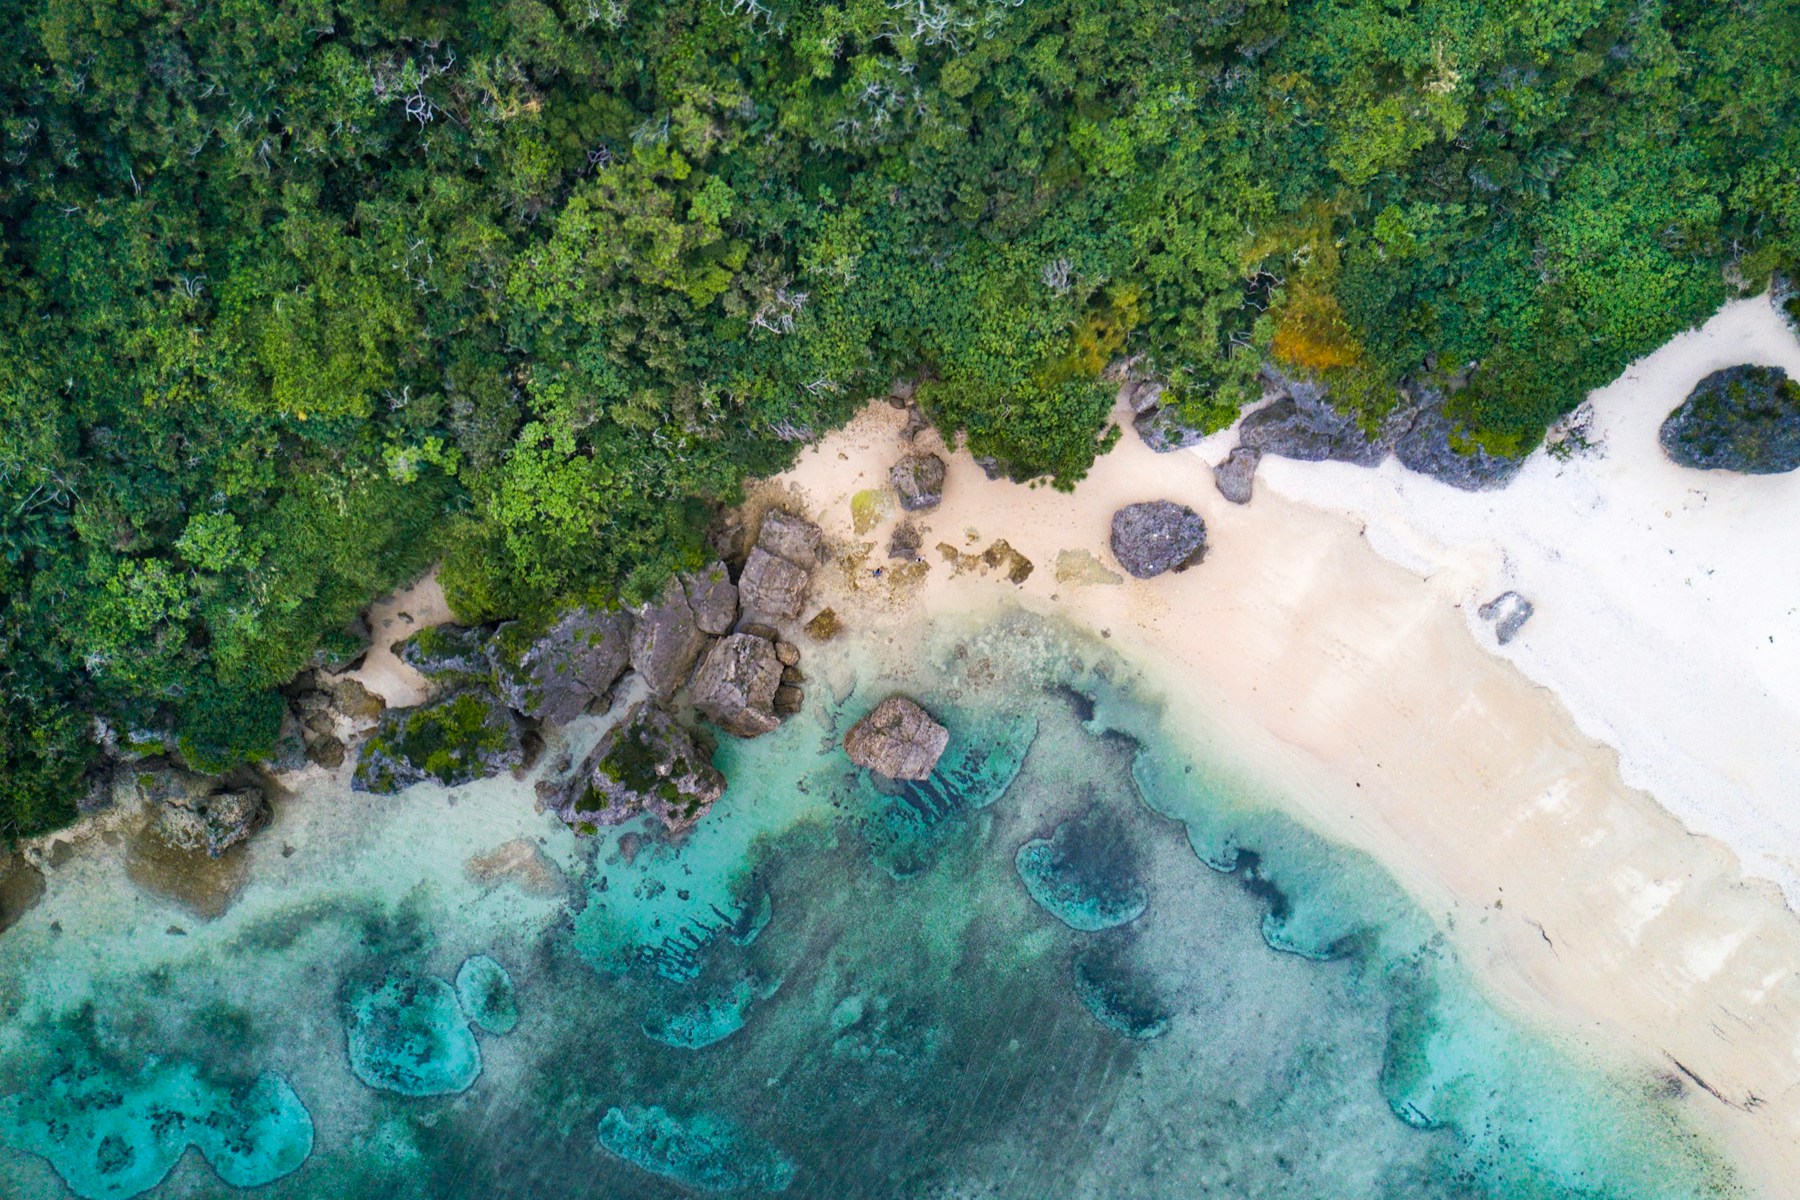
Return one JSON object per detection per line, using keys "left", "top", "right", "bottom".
{"left": 1478, "top": 591, "right": 1535, "bottom": 645}
{"left": 1659, "top": 365, "right": 1800, "bottom": 474}
{"left": 1238, "top": 374, "right": 1385, "bottom": 467}
{"left": 353, "top": 687, "right": 527, "bottom": 794}
{"left": 1214, "top": 447, "right": 1260, "bottom": 505}
{"left": 548, "top": 702, "right": 725, "bottom": 834}
{"left": 630, "top": 576, "right": 713, "bottom": 700}
{"left": 397, "top": 623, "right": 495, "bottom": 682}
{"left": 1144, "top": 368, "right": 1525, "bottom": 492}
{"left": 1124, "top": 380, "right": 1207, "bottom": 453}
{"left": 137, "top": 766, "right": 269, "bottom": 857}
{"left": 691, "top": 634, "right": 782, "bottom": 737}
{"left": 889, "top": 452, "right": 946, "bottom": 511}
{"left": 844, "top": 696, "right": 949, "bottom": 781}
{"left": 490, "top": 605, "right": 634, "bottom": 726}
{"left": 1388, "top": 389, "right": 1524, "bottom": 491}
{"left": 1109, "top": 501, "right": 1207, "bottom": 579}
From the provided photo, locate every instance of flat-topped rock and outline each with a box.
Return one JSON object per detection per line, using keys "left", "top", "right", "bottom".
{"left": 890, "top": 453, "right": 946, "bottom": 511}
{"left": 630, "top": 576, "right": 712, "bottom": 699}
{"left": 551, "top": 703, "right": 725, "bottom": 834}
{"left": 844, "top": 696, "right": 949, "bottom": 781}
{"left": 490, "top": 605, "right": 632, "bottom": 725}
{"left": 1660, "top": 364, "right": 1800, "bottom": 473}
{"left": 691, "top": 633, "right": 782, "bottom": 737}
{"left": 738, "top": 547, "right": 810, "bottom": 620}
{"left": 755, "top": 509, "right": 824, "bottom": 569}
{"left": 1109, "top": 501, "right": 1207, "bottom": 579}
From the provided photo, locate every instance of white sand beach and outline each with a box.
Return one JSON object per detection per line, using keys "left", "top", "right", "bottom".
{"left": 771, "top": 302, "right": 1800, "bottom": 1198}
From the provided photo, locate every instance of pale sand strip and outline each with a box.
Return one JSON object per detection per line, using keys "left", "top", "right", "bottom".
{"left": 775, "top": 398, "right": 1800, "bottom": 1198}
{"left": 1244, "top": 295, "right": 1800, "bottom": 907}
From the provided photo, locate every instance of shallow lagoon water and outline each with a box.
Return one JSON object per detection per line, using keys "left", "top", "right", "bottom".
{"left": 0, "top": 608, "right": 1738, "bottom": 1199}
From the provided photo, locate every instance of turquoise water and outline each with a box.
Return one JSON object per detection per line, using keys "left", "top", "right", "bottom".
{"left": 0, "top": 608, "right": 1739, "bottom": 1199}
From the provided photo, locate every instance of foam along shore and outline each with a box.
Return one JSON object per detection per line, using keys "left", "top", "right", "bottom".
{"left": 772, "top": 366, "right": 1800, "bottom": 1196}
{"left": 1241, "top": 294, "right": 1800, "bottom": 908}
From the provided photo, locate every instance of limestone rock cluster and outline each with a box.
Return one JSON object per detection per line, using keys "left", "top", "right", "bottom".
{"left": 1131, "top": 368, "right": 1526, "bottom": 497}
{"left": 361, "top": 508, "right": 829, "bottom": 836}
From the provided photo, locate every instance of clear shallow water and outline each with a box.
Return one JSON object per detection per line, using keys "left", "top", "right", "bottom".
{"left": 0, "top": 609, "right": 1737, "bottom": 1199}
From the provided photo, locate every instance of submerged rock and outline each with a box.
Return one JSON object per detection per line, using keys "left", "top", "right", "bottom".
{"left": 887, "top": 521, "right": 923, "bottom": 561}
{"left": 844, "top": 697, "right": 949, "bottom": 781}
{"left": 598, "top": 1105, "right": 796, "bottom": 1193}
{"left": 691, "top": 635, "right": 783, "bottom": 738}
{"left": 345, "top": 972, "right": 483, "bottom": 1096}
{"left": 395, "top": 622, "right": 494, "bottom": 683}
{"left": 631, "top": 576, "right": 712, "bottom": 699}
{"left": 455, "top": 955, "right": 519, "bottom": 1035}
{"left": 737, "top": 548, "right": 811, "bottom": 621}
{"left": 1071, "top": 945, "right": 1170, "bottom": 1040}
{"left": 552, "top": 702, "right": 726, "bottom": 833}
{"left": 0, "top": 1055, "right": 314, "bottom": 1198}
{"left": 352, "top": 687, "right": 527, "bottom": 794}
{"left": 1015, "top": 819, "right": 1149, "bottom": 932}
{"left": 1214, "top": 446, "right": 1260, "bottom": 504}
{"left": 137, "top": 767, "right": 269, "bottom": 858}
{"left": 1109, "top": 501, "right": 1207, "bottom": 578}
{"left": 1478, "top": 591, "right": 1535, "bottom": 645}
{"left": 1660, "top": 364, "right": 1800, "bottom": 473}
{"left": 0, "top": 852, "right": 46, "bottom": 935}
{"left": 490, "top": 605, "right": 633, "bottom": 726}
{"left": 889, "top": 452, "right": 947, "bottom": 511}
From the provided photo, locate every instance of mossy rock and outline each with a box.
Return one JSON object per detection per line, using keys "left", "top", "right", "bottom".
{"left": 1660, "top": 364, "right": 1800, "bottom": 473}
{"left": 351, "top": 687, "right": 526, "bottom": 794}
{"left": 550, "top": 702, "right": 725, "bottom": 834}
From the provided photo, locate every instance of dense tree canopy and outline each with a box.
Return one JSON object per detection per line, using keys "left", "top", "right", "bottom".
{"left": 2, "top": 0, "right": 1797, "bottom": 837}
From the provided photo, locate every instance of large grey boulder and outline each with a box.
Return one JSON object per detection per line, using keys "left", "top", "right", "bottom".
{"left": 844, "top": 697, "right": 949, "bottom": 781}
{"left": 1214, "top": 447, "right": 1260, "bottom": 504}
{"left": 353, "top": 687, "right": 528, "bottom": 794}
{"left": 397, "top": 623, "right": 495, "bottom": 682}
{"left": 631, "top": 576, "right": 712, "bottom": 699}
{"left": 137, "top": 766, "right": 269, "bottom": 857}
{"left": 691, "top": 634, "right": 782, "bottom": 738}
{"left": 490, "top": 605, "right": 633, "bottom": 725}
{"left": 550, "top": 703, "right": 725, "bottom": 835}
{"left": 682, "top": 561, "right": 739, "bottom": 636}
{"left": 755, "top": 509, "right": 824, "bottom": 570}
{"left": 890, "top": 453, "right": 947, "bottom": 511}
{"left": 1109, "top": 502, "right": 1207, "bottom": 579}
{"left": 1659, "top": 365, "right": 1800, "bottom": 474}
{"left": 738, "top": 547, "right": 811, "bottom": 621}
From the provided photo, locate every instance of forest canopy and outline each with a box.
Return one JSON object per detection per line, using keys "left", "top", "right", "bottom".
{"left": 2, "top": 0, "right": 1797, "bottom": 837}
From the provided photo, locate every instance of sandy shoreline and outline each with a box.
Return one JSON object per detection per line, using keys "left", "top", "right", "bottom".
{"left": 773, "top": 375, "right": 1800, "bottom": 1196}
